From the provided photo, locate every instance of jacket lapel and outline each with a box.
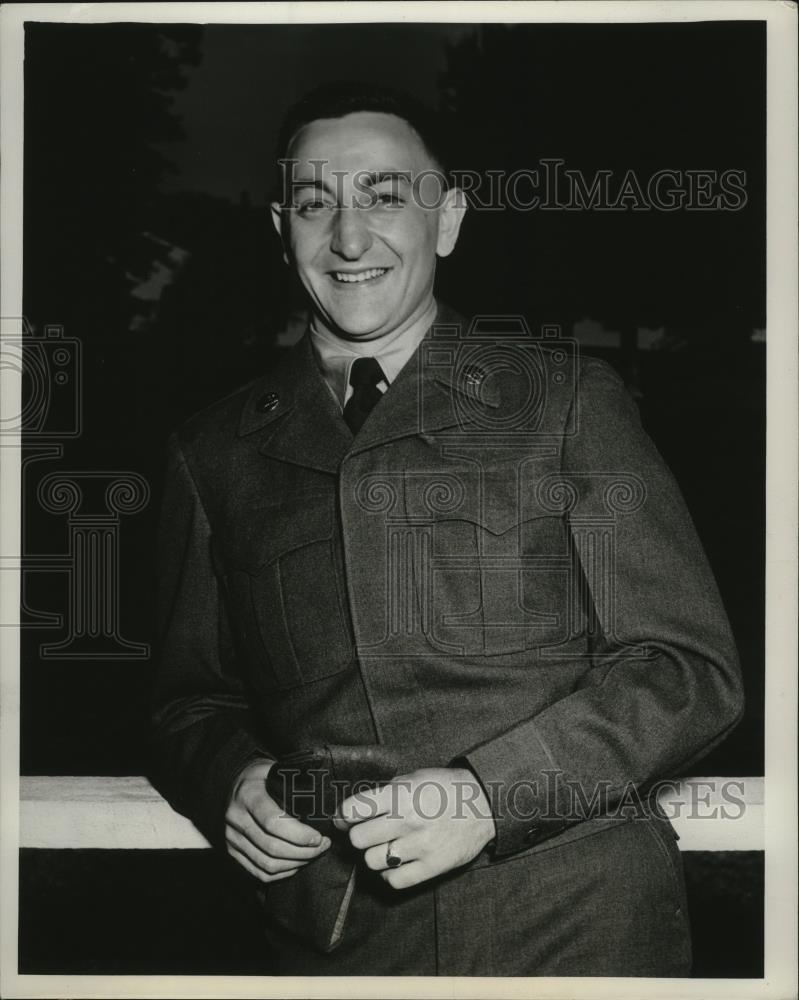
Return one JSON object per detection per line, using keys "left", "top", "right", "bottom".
{"left": 348, "top": 303, "right": 501, "bottom": 455}
{"left": 237, "top": 335, "right": 352, "bottom": 474}
{"left": 236, "top": 303, "right": 503, "bottom": 470}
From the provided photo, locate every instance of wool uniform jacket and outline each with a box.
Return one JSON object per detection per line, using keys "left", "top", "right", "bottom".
{"left": 150, "top": 304, "right": 744, "bottom": 975}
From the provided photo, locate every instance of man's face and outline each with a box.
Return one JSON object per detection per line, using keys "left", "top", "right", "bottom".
{"left": 272, "top": 111, "right": 464, "bottom": 342}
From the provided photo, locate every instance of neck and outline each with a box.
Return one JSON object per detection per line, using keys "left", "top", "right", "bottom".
{"left": 311, "top": 297, "right": 438, "bottom": 355}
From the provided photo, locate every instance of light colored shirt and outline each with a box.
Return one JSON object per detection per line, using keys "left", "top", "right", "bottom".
{"left": 310, "top": 300, "right": 437, "bottom": 410}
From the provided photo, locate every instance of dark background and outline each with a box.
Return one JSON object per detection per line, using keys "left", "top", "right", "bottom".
{"left": 19, "top": 20, "right": 765, "bottom": 976}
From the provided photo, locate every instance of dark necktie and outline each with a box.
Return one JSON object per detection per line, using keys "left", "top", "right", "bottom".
{"left": 343, "top": 357, "right": 386, "bottom": 434}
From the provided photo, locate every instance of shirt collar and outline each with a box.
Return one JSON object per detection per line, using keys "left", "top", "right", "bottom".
{"left": 310, "top": 299, "right": 437, "bottom": 408}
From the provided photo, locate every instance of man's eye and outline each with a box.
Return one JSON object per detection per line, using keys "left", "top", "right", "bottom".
{"left": 296, "top": 200, "right": 332, "bottom": 216}
{"left": 375, "top": 192, "right": 405, "bottom": 207}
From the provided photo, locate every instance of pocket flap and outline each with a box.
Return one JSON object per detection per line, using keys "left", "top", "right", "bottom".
{"left": 214, "top": 493, "right": 334, "bottom": 574}
{"left": 403, "top": 460, "right": 563, "bottom": 537}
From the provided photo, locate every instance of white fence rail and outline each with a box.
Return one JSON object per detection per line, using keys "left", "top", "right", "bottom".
{"left": 20, "top": 775, "right": 764, "bottom": 852}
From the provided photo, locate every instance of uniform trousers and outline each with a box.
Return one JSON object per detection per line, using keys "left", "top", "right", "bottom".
{"left": 260, "top": 811, "right": 692, "bottom": 977}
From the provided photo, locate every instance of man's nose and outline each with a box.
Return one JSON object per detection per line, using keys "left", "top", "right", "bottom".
{"left": 330, "top": 207, "right": 372, "bottom": 260}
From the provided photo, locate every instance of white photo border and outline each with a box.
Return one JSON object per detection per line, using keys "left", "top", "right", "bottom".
{"left": 1, "top": 3, "right": 796, "bottom": 999}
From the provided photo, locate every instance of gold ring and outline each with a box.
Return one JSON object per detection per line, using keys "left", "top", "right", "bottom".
{"left": 385, "top": 841, "right": 403, "bottom": 868}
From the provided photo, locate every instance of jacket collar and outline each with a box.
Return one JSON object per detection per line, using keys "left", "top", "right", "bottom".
{"left": 236, "top": 302, "right": 502, "bottom": 472}
{"left": 237, "top": 335, "right": 352, "bottom": 474}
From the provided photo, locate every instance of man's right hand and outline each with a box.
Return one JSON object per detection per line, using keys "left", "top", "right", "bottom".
{"left": 225, "top": 759, "right": 331, "bottom": 883}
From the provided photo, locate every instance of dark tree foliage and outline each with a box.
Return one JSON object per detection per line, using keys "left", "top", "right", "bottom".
{"left": 147, "top": 191, "right": 290, "bottom": 427}
{"left": 23, "top": 23, "right": 202, "bottom": 471}
{"left": 436, "top": 22, "right": 766, "bottom": 343}
{"left": 24, "top": 23, "right": 202, "bottom": 336}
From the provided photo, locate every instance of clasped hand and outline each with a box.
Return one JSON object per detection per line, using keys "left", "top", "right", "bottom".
{"left": 334, "top": 766, "right": 496, "bottom": 890}
{"left": 226, "top": 762, "right": 495, "bottom": 890}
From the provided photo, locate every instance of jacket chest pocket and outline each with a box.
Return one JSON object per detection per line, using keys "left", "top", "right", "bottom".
{"left": 213, "top": 494, "right": 355, "bottom": 690}
{"left": 424, "top": 514, "right": 574, "bottom": 656}
{"left": 402, "top": 460, "right": 575, "bottom": 656}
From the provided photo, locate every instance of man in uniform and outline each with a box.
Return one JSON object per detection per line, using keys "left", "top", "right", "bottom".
{"left": 150, "top": 82, "right": 743, "bottom": 976}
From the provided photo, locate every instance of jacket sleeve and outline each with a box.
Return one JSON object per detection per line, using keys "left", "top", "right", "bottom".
{"left": 461, "top": 358, "right": 745, "bottom": 857}
{"left": 149, "top": 431, "right": 271, "bottom": 846}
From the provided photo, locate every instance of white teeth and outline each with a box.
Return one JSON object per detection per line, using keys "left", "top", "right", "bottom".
{"left": 333, "top": 268, "right": 387, "bottom": 283}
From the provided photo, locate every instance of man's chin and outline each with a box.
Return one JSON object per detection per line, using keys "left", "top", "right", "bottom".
{"left": 322, "top": 307, "right": 396, "bottom": 342}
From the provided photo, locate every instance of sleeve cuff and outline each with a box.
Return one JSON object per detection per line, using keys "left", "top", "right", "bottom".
{"left": 202, "top": 725, "right": 273, "bottom": 842}
{"left": 457, "top": 723, "right": 572, "bottom": 857}
{"left": 155, "top": 716, "right": 272, "bottom": 848}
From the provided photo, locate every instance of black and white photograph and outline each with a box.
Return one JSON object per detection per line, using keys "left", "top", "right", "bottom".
{"left": 0, "top": 2, "right": 796, "bottom": 997}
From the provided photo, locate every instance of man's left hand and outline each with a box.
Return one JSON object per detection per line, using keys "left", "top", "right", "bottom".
{"left": 334, "top": 767, "right": 496, "bottom": 889}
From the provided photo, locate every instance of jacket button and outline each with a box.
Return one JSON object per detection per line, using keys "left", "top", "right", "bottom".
{"left": 256, "top": 392, "right": 279, "bottom": 413}
{"left": 524, "top": 826, "right": 539, "bottom": 843}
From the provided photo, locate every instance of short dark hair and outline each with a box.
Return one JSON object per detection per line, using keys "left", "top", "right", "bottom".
{"left": 274, "top": 80, "right": 450, "bottom": 198}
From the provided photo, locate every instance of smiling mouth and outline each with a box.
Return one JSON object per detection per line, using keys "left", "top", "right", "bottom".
{"left": 331, "top": 267, "right": 390, "bottom": 284}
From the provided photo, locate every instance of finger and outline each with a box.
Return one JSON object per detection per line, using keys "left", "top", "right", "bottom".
{"left": 250, "top": 802, "right": 327, "bottom": 848}
{"left": 380, "top": 860, "right": 430, "bottom": 891}
{"left": 227, "top": 844, "right": 298, "bottom": 885}
{"left": 226, "top": 826, "right": 307, "bottom": 876}
{"left": 230, "top": 814, "right": 331, "bottom": 860}
{"left": 227, "top": 826, "right": 307, "bottom": 874}
{"left": 348, "top": 815, "right": 409, "bottom": 851}
{"left": 336, "top": 782, "right": 398, "bottom": 828}
{"left": 362, "top": 836, "right": 420, "bottom": 873}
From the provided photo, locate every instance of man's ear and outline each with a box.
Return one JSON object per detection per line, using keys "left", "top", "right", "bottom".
{"left": 436, "top": 186, "right": 467, "bottom": 258}
{"left": 270, "top": 202, "right": 290, "bottom": 265}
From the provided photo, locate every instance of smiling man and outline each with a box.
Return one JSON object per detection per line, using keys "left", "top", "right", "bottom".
{"left": 151, "top": 81, "right": 744, "bottom": 977}
{"left": 275, "top": 111, "right": 459, "bottom": 341}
